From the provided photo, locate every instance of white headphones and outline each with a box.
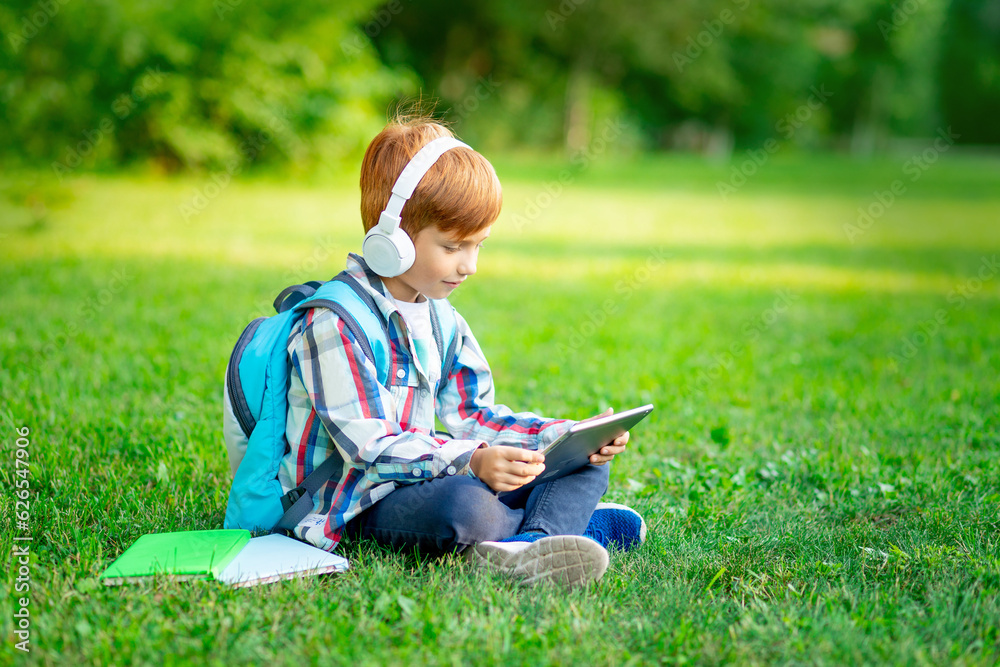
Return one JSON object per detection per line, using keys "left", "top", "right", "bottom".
{"left": 362, "top": 136, "right": 471, "bottom": 277}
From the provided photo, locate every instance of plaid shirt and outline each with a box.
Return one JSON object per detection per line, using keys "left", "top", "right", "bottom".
{"left": 278, "top": 254, "right": 573, "bottom": 552}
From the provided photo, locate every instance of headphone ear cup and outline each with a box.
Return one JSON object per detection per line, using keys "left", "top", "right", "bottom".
{"left": 363, "top": 226, "right": 415, "bottom": 277}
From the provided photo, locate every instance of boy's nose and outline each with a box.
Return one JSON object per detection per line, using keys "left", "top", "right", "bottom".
{"left": 459, "top": 255, "right": 477, "bottom": 276}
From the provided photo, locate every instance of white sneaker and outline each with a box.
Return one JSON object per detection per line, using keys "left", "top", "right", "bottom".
{"left": 466, "top": 535, "right": 609, "bottom": 588}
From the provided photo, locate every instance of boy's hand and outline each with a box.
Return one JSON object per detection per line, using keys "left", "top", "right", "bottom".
{"left": 470, "top": 445, "right": 545, "bottom": 493}
{"left": 583, "top": 408, "right": 630, "bottom": 466}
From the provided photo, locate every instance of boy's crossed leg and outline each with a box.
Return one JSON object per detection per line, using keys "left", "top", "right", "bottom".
{"left": 346, "top": 475, "right": 524, "bottom": 552}
{"left": 345, "top": 464, "right": 643, "bottom": 588}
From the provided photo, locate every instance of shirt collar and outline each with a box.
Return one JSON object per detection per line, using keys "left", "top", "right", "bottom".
{"left": 345, "top": 252, "right": 404, "bottom": 323}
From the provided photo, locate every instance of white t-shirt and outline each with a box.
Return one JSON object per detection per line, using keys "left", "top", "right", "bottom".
{"left": 392, "top": 296, "right": 441, "bottom": 386}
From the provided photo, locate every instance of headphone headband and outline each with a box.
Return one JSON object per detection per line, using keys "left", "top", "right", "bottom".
{"left": 363, "top": 135, "right": 472, "bottom": 278}
{"left": 378, "top": 136, "right": 471, "bottom": 232}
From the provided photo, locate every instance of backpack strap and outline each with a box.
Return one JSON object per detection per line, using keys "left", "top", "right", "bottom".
{"left": 275, "top": 454, "right": 341, "bottom": 535}
{"left": 429, "top": 299, "right": 460, "bottom": 397}
{"left": 349, "top": 252, "right": 389, "bottom": 298}
{"left": 273, "top": 272, "right": 391, "bottom": 534}
{"left": 273, "top": 280, "right": 324, "bottom": 313}
{"left": 292, "top": 272, "right": 391, "bottom": 385}
{"left": 440, "top": 308, "right": 459, "bottom": 386}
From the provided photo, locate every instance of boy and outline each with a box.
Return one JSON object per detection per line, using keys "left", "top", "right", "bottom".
{"left": 278, "top": 114, "right": 645, "bottom": 587}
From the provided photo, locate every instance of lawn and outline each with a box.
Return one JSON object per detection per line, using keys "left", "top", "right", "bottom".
{"left": 1, "top": 152, "right": 999, "bottom": 666}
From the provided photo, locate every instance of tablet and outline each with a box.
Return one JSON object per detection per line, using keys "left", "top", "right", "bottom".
{"left": 507, "top": 404, "right": 654, "bottom": 494}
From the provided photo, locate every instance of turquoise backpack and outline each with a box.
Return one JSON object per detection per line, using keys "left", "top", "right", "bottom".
{"left": 223, "top": 266, "right": 459, "bottom": 535}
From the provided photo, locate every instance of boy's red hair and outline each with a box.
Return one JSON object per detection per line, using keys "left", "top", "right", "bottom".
{"left": 360, "top": 114, "right": 502, "bottom": 239}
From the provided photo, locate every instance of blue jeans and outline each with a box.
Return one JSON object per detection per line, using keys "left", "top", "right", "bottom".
{"left": 345, "top": 463, "right": 610, "bottom": 554}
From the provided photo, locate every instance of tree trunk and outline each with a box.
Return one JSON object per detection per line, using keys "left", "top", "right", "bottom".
{"left": 564, "top": 54, "right": 593, "bottom": 156}
{"left": 851, "top": 63, "right": 894, "bottom": 157}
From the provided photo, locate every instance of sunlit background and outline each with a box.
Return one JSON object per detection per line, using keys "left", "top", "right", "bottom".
{"left": 2, "top": 1, "right": 999, "bottom": 172}
{"left": 2, "top": 4, "right": 1000, "bottom": 663}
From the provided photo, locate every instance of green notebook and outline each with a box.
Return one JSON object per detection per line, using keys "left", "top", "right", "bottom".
{"left": 100, "top": 530, "right": 251, "bottom": 585}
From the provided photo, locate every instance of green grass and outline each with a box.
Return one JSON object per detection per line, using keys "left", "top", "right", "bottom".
{"left": 1, "top": 153, "right": 999, "bottom": 665}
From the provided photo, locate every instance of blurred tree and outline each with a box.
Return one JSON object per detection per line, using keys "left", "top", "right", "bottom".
{"left": 367, "top": 0, "right": 646, "bottom": 154}
{"left": 809, "top": 0, "right": 951, "bottom": 156}
{"left": 370, "top": 0, "right": 997, "bottom": 153}
{"left": 1, "top": 0, "right": 996, "bottom": 170}
{"left": 939, "top": 0, "right": 1000, "bottom": 144}
{"left": 0, "top": 0, "right": 413, "bottom": 172}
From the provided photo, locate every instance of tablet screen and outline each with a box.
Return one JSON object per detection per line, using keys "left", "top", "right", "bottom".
{"left": 513, "top": 404, "right": 654, "bottom": 493}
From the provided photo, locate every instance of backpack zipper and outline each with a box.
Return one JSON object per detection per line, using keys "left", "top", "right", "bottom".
{"left": 227, "top": 317, "right": 266, "bottom": 438}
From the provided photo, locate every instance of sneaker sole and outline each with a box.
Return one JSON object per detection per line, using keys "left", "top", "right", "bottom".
{"left": 469, "top": 535, "right": 609, "bottom": 588}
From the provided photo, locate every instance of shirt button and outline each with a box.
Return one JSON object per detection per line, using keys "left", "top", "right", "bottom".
{"left": 396, "top": 368, "right": 405, "bottom": 379}
{"left": 446, "top": 466, "right": 457, "bottom": 476}
{"left": 412, "top": 469, "right": 422, "bottom": 477}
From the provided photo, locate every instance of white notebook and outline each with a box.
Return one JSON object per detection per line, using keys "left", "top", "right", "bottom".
{"left": 216, "top": 534, "right": 349, "bottom": 588}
